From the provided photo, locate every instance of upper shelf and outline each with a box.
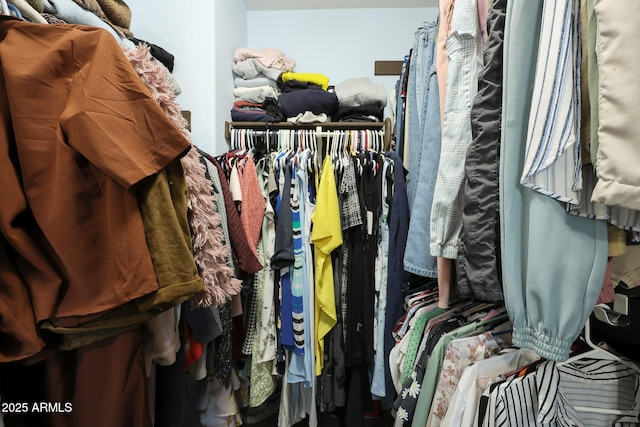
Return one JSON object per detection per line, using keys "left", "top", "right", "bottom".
{"left": 243, "top": 0, "right": 438, "bottom": 11}
{"left": 225, "top": 119, "right": 394, "bottom": 150}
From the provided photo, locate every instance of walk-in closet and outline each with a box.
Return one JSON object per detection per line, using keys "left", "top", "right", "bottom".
{"left": 0, "top": 1, "right": 639, "bottom": 426}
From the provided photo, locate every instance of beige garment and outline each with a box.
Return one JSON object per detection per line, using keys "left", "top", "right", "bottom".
{"left": 591, "top": 0, "right": 640, "bottom": 210}
{"left": 611, "top": 245, "right": 640, "bottom": 289}
{"left": 287, "top": 111, "right": 329, "bottom": 124}
{"left": 188, "top": 346, "right": 208, "bottom": 380}
{"left": 71, "top": 0, "right": 132, "bottom": 37}
{"left": 608, "top": 224, "right": 627, "bottom": 257}
{"left": 436, "top": 0, "right": 456, "bottom": 125}
{"left": 233, "top": 46, "right": 296, "bottom": 71}
{"left": 10, "top": 0, "right": 48, "bottom": 23}
{"left": 95, "top": 0, "right": 130, "bottom": 30}
{"left": 145, "top": 308, "right": 180, "bottom": 366}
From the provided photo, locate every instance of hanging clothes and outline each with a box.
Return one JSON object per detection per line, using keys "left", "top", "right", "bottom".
{"left": 566, "top": 0, "right": 640, "bottom": 232}
{"left": 429, "top": 0, "right": 484, "bottom": 260}
{"left": 125, "top": 44, "right": 241, "bottom": 310}
{"left": 520, "top": 0, "right": 582, "bottom": 204}
{"left": 311, "top": 155, "right": 342, "bottom": 376}
{"left": 384, "top": 151, "right": 412, "bottom": 408}
{"left": 440, "top": 348, "right": 541, "bottom": 427}
{"left": 219, "top": 124, "right": 405, "bottom": 426}
{"left": 500, "top": 0, "right": 607, "bottom": 362}
{"left": 370, "top": 155, "right": 393, "bottom": 398}
{"left": 590, "top": 0, "right": 640, "bottom": 211}
{"left": 0, "top": 17, "right": 199, "bottom": 361}
{"left": 456, "top": 0, "right": 506, "bottom": 303}
{"left": 479, "top": 360, "right": 584, "bottom": 427}
{"left": 404, "top": 21, "right": 441, "bottom": 279}
{"left": 248, "top": 154, "right": 278, "bottom": 408}
{"left": 46, "top": 326, "right": 152, "bottom": 427}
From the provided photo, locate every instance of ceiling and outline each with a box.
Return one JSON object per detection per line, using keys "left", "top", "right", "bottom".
{"left": 244, "top": 0, "right": 438, "bottom": 11}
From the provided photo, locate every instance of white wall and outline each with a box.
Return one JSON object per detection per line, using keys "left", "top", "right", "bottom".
{"left": 128, "top": 0, "right": 245, "bottom": 154}
{"left": 127, "top": 5, "right": 438, "bottom": 153}
{"left": 215, "top": 0, "right": 247, "bottom": 153}
{"left": 247, "top": 8, "right": 438, "bottom": 116}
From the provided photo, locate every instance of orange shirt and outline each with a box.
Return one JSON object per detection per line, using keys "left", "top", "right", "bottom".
{"left": 0, "top": 17, "right": 190, "bottom": 360}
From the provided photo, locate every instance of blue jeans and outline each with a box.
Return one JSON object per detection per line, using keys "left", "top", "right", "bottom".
{"left": 404, "top": 22, "right": 440, "bottom": 278}
{"left": 407, "top": 24, "right": 434, "bottom": 208}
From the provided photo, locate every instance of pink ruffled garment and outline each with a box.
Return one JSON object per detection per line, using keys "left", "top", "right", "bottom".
{"left": 125, "top": 44, "right": 241, "bottom": 307}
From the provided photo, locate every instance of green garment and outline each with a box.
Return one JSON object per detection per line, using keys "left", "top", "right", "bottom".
{"left": 410, "top": 315, "right": 508, "bottom": 427}
{"left": 400, "top": 307, "right": 446, "bottom": 385}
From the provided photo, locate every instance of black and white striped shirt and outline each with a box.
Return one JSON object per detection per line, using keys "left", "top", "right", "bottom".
{"left": 479, "top": 357, "right": 640, "bottom": 427}
{"left": 480, "top": 360, "right": 583, "bottom": 427}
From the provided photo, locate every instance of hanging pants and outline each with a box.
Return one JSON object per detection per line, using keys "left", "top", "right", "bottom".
{"left": 500, "top": 0, "right": 608, "bottom": 362}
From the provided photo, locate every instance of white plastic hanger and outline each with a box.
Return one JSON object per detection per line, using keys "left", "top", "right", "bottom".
{"left": 560, "top": 318, "right": 640, "bottom": 417}
{"left": 562, "top": 318, "right": 625, "bottom": 365}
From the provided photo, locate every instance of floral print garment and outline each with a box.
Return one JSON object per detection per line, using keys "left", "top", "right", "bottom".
{"left": 426, "top": 332, "right": 501, "bottom": 427}
{"left": 395, "top": 369, "right": 424, "bottom": 426}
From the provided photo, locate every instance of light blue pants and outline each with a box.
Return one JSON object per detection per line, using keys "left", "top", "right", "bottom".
{"left": 404, "top": 22, "right": 440, "bottom": 278}
{"left": 500, "top": 0, "right": 608, "bottom": 362}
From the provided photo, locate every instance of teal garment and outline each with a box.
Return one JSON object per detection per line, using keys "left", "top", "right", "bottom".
{"left": 400, "top": 307, "right": 446, "bottom": 385}
{"left": 499, "top": 0, "right": 607, "bottom": 362}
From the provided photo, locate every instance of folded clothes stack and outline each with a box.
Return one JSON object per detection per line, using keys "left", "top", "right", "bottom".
{"left": 231, "top": 47, "right": 295, "bottom": 122}
{"left": 230, "top": 49, "right": 387, "bottom": 124}
{"left": 334, "top": 77, "right": 388, "bottom": 122}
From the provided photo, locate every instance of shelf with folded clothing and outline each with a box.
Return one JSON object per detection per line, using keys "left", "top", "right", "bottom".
{"left": 224, "top": 118, "right": 393, "bottom": 151}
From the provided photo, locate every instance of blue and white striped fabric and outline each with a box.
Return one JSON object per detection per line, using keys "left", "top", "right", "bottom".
{"left": 520, "top": 0, "right": 583, "bottom": 204}
{"left": 288, "top": 151, "right": 316, "bottom": 388}
{"left": 290, "top": 164, "right": 305, "bottom": 355}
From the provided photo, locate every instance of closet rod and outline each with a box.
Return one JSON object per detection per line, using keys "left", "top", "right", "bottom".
{"left": 224, "top": 118, "right": 393, "bottom": 151}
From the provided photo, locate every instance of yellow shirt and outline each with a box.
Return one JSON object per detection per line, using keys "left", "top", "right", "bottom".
{"left": 281, "top": 71, "right": 330, "bottom": 91}
{"left": 311, "top": 156, "right": 342, "bottom": 375}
